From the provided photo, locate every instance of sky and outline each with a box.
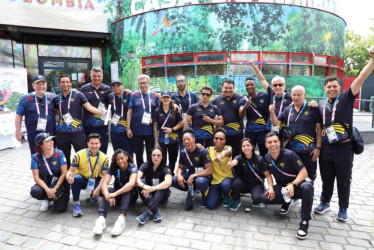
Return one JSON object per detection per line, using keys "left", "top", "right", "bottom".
{"left": 335, "top": 0, "right": 374, "bottom": 37}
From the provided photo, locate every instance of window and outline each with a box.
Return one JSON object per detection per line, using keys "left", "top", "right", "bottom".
{"left": 229, "top": 65, "right": 256, "bottom": 75}
{"left": 0, "top": 39, "right": 13, "bottom": 67}
{"left": 330, "top": 57, "right": 339, "bottom": 66}
{"left": 290, "top": 65, "right": 311, "bottom": 76}
{"left": 167, "top": 65, "right": 195, "bottom": 77}
{"left": 230, "top": 52, "right": 259, "bottom": 63}
{"left": 315, "top": 55, "right": 328, "bottom": 65}
{"left": 263, "top": 52, "right": 288, "bottom": 62}
{"left": 291, "top": 54, "right": 311, "bottom": 64}
{"left": 197, "top": 52, "right": 226, "bottom": 63}
{"left": 143, "top": 56, "right": 164, "bottom": 66}
{"left": 197, "top": 64, "right": 226, "bottom": 75}
{"left": 314, "top": 66, "right": 329, "bottom": 76}
{"left": 38, "top": 45, "right": 90, "bottom": 58}
{"left": 143, "top": 67, "right": 165, "bottom": 78}
{"left": 167, "top": 54, "right": 194, "bottom": 65}
{"left": 262, "top": 64, "right": 288, "bottom": 75}
{"left": 330, "top": 67, "right": 338, "bottom": 77}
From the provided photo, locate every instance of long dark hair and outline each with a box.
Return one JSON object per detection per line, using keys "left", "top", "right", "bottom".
{"left": 239, "top": 138, "right": 258, "bottom": 165}
{"left": 145, "top": 147, "right": 166, "bottom": 184}
{"left": 110, "top": 149, "right": 134, "bottom": 175}
{"left": 158, "top": 98, "right": 176, "bottom": 119}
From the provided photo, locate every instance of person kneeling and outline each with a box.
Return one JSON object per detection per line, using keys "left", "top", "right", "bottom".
{"left": 93, "top": 149, "right": 138, "bottom": 235}
{"left": 260, "top": 132, "right": 313, "bottom": 240}
{"left": 136, "top": 147, "right": 172, "bottom": 224}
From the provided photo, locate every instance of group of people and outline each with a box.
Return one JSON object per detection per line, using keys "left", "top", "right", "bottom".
{"left": 18, "top": 49, "right": 374, "bottom": 239}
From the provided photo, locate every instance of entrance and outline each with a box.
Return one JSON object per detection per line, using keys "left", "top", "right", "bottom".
{"left": 39, "top": 58, "right": 92, "bottom": 93}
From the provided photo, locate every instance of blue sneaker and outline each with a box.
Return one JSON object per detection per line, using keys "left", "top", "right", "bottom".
{"left": 229, "top": 200, "right": 241, "bottom": 211}
{"left": 337, "top": 208, "right": 348, "bottom": 222}
{"left": 136, "top": 211, "right": 151, "bottom": 225}
{"left": 153, "top": 208, "right": 162, "bottom": 222}
{"left": 222, "top": 196, "right": 230, "bottom": 208}
{"left": 73, "top": 203, "right": 82, "bottom": 217}
{"left": 314, "top": 202, "right": 330, "bottom": 214}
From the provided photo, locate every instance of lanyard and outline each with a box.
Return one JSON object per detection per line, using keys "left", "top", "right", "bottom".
{"left": 250, "top": 105, "right": 262, "bottom": 118}
{"left": 273, "top": 93, "right": 285, "bottom": 115}
{"left": 246, "top": 160, "right": 263, "bottom": 183}
{"left": 140, "top": 92, "right": 151, "bottom": 113}
{"left": 117, "top": 169, "right": 123, "bottom": 186}
{"left": 287, "top": 101, "right": 307, "bottom": 125}
{"left": 59, "top": 89, "right": 72, "bottom": 115}
{"left": 35, "top": 94, "right": 48, "bottom": 117}
{"left": 323, "top": 95, "right": 340, "bottom": 127}
{"left": 184, "top": 148, "right": 194, "bottom": 167}
{"left": 42, "top": 154, "right": 53, "bottom": 176}
{"left": 271, "top": 160, "right": 296, "bottom": 177}
{"left": 113, "top": 93, "right": 124, "bottom": 117}
{"left": 86, "top": 149, "right": 100, "bottom": 178}
{"left": 187, "top": 90, "right": 191, "bottom": 107}
{"left": 93, "top": 90, "right": 101, "bottom": 102}
{"left": 161, "top": 109, "right": 172, "bottom": 128}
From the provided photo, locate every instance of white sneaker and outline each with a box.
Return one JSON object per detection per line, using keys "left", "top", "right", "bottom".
{"left": 93, "top": 216, "right": 106, "bottom": 235}
{"left": 111, "top": 216, "right": 126, "bottom": 236}
{"left": 40, "top": 200, "right": 49, "bottom": 212}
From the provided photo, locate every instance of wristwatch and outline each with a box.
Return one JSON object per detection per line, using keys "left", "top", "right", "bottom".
{"left": 292, "top": 182, "right": 297, "bottom": 188}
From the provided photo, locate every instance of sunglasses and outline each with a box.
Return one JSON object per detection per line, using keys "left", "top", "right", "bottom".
{"left": 200, "top": 93, "right": 211, "bottom": 97}
{"left": 214, "top": 137, "right": 225, "bottom": 141}
{"left": 112, "top": 83, "right": 122, "bottom": 87}
{"left": 152, "top": 154, "right": 162, "bottom": 157}
{"left": 273, "top": 83, "right": 284, "bottom": 88}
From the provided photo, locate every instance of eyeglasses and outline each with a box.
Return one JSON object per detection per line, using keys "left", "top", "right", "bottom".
{"left": 200, "top": 93, "right": 211, "bottom": 97}
{"left": 176, "top": 80, "right": 185, "bottom": 83}
{"left": 214, "top": 137, "right": 225, "bottom": 141}
{"left": 138, "top": 82, "right": 148, "bottom": 85}
{"left": 152, "top": 154, "right": 162, "bottom": 158}
{"left": 273, "top": 83, "right": 284, "bottom": 88}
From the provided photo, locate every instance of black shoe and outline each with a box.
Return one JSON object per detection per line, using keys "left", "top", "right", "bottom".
{"left": 185, "top": 190, "right": 193, "bottom": 211}
{"left": 279, "top": 202, "right": 291, "bottom": 215}
{"left": 296, "top": 220, "right": 309, "bottom": 239}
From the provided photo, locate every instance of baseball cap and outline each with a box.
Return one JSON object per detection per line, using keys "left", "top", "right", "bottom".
{"left": 160, "top": 90, "right": 171, "bottom": 97}
{"left": 35, "top": 132, "right": 55, "bottom": 145}
{"left": 33, "top": 75, "right": 47, "bottom": 83}
{"left": 111, "top": 79, "right": 123, "bottom": 85}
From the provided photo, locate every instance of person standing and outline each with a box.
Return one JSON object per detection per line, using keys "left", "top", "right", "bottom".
{"left": 15, "top": 75, "right": 56, "bottom": 154}
{"left": 314, "top": 48, "right": 374, "bottom": 222}
{"left": 80, "top": 68, "right": 113, "bottom": 154}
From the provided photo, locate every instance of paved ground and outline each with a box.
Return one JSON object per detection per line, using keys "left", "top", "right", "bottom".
{"left": 0, "top": 141, "right": 373, "bottom": 250}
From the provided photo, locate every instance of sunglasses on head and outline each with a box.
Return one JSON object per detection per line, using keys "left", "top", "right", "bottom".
{"left": 273, "top": 83, "right": 284, "bottom": 88}
{"left": 201, "top": 92, "right": 211, "bottom": 97}
{"left": 214, "top": 137, "right": 225, "bottom": 141}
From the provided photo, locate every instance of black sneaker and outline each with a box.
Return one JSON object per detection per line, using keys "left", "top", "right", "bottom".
{"left": 185, "top": 190, "right": 193, "bottom": 211}
{"left": 279, "top": 202, "right": 291, "bottom": 215}
{"left": 296, "top": 220, "right": 309, "bottom": 239}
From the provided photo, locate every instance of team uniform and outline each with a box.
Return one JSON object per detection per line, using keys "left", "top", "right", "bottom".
{"left": 152, "top": 107, "right": 183, "bottom": 175}
{"left": 53, "top": 89, "right": 88, "bottom": 167}
{"left": 128, "top": 91, "right": 159, "bottom": 166}
{"left": 138, "top": 162, "right": 172, "bottom": 213}
{"left": 240, "top": 92, "right": 269, "bottom": 156}
{"left": 16, "top": 92, "right": 56, "bottom": 154}
{"left": 30, "top": 149, "right": 70, "bottom": 212}
{"left": 211, "top": 93, "right": 244, "bottom": 157}
{"left": 260, "top": 148, "right": 313, "bottom": 222}
{"left": 186, "top": 102, "right": 222, "bottom": 147}
{"left": 110, "top": 91, "right": 132, "bottom": 155}
{"left": 71, "top": 149, "right": 109, "bottom": 202}
{"left": 231, "top": 154, "right": 264, "bottom": 205}
{"left": 318, "top": 89, "right": 356, "bottom": 209}
{"left": 266, "top": 86, "right": 292, "bottom": 135}
{"left": 277, "top": 103, "right": 321, "bottom": 180}
{"left": 98, "top": 163, "right": 138, "bottom": 217}
{"left": 205, "top": 145, "right": 234, "bottom": 209}
{"left": 80, "top": 83, "right": 113, "bottom": 154}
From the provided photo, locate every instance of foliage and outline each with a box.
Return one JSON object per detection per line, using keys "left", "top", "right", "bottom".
{"left": 5, "top": 92, "right": 24, "bottom": 111}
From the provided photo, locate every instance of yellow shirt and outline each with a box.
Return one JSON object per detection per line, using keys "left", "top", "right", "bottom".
{"left": 71, "top": 149, "right": 109, "bottom": 179}
{"left": 208, "top": 145, "right": 234, "bottom": 185}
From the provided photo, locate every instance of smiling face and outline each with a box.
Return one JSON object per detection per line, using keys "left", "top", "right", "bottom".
{"left": 183, "top": 133, "right": 195, "bottom": 151}
{"left": 151, "top": 148, "right": 163, "bottom": 167}
{"left": 291, "top": 86, "right": 305, "bottom": 107}
{"left": 271, "top": 78, "right": 286, "bottom": 97}
{"left": 241, "top": 139, "right": 253, "bottom": 156}
{"left": 91, "top": 71, "right": 103, "bottom": 87}
{"left": 265, "top": 135, "right": 281, "bottom": 154}
{"left": 200, "top": 89, "right": 212, "bottom": 104}
{"left": 161, "top": 96, "right": 171, "bottom": 106}
{"left": 116, "top": 152, "right": 128, "bottom": 170}
{"left": 41, "top": 139, "right": 54, "bottom": 151}
{"left": 32, "top": 81, "right": 47, "bottom": 97}
{"left": 324, "top": 80, "right": 341, "bottom": 100}
{"left": 176, "top": 75, "right": 187, "bottom": 91}
{"left": 213, "top": 131, "right": 226, "bottom": 149}
{"left": 87, "top": 138, "right": 101, "bottom": 155}
{"left": 58, "top": 77, "right": 72, "bottom": 94}
{"left": 112, "top": 82, "right": 124, "bottom": 96}
{"left": 222, "top": 82, "right": 235, "bottom": 99}
{"left": 138, "top": 77, "right": 150, "bottom": 93}
{"left": 245, "top": 80, "right": 256, "bottom": 95}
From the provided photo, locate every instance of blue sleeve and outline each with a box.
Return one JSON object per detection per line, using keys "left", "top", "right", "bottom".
{"left": 260, "top": 158, "right": 268, "bottom": 173}
{"left": 193, "top": 93, "right": 199, "bottom": 104}
{"left": 312, "top": 107, "right": 322, "bottom": 124}
{"left": 179, "top": 151, "right": 186, "bottom": 165}
{"left": 277, "top": 107, "right": 289, "bottom": 123}
{"left": 211, "top": 96, "right": 218, "bottom": 105}
{"left": 16, "top": 95, "right": 27, "bottom": 116}
{"left": 71, "top": 153, "right": 80, "bottom": 168}
{"left": 31, "top": 154, "right": 39, "bottom": 170}
{"left": 152, "top": 109, "right": 159, "bottom": 122}
{"left": 234, "top": 155, "right": 241, "bottom": 163}
{"left": 290, "top": 152, "right": 305, "bottom": 172}
{"left": 102, "top": 157, "right": 109, "bottom": 171}
{"left": 202, "top": 148, "right": 212, "bottom": 164}
{"left": 79, "top": 91, "right": 88, "bottom": 105}
{"left": 239, "top": 97, "right": 247, "bottom": 107}
{"left": 175, "top": 111, "right": 183, "bottom": 122}
{"left": 128, "top": 93, "right": 135, "bottom": 110}
{"left": 139, "top": 162, "right": 148, "bottom": 173}
{"left": 130, "top": 164, "right": 138, "bottom": 174}
{"left": 58, "top": 150, "right": 67, "bottom": 166}
{"left": 214, "top": 105, "right": 222, "bottom": 116}
{"left": 163, "top": 166, "right": 172, "bottom": 176}
{"left": 186, "top": 104, "right": 195, "bottom": 116}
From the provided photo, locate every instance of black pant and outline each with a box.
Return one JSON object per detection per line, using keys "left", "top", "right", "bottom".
{"left": 260, "top": 182, "right": 314, "bottom": 221}
{"left": 160, "top": 143, "right": 179, "bottom": 175}
{"left": 232, "top": 178, "right": 263, "bottom": 203}
{"left": 132, "top": 135, "right": 154, "bottom": 167}
{"left": 56, "top": 132, "right": 86, "bottom": 168}
{"left": 138, "top": 187, "right": 170, "bottom": 213}
{"left": 297, "top": 152, "right": 317, "bottom": 181}
{"left": 84, "top": 126, "right": 109, "bottom": 154}
{"left": 98, "top": 187, "right": 138, "bottom": 217}
{"left": 226, "top": 135, "right": 243, "bottom": 158}
{"left": 30, "top": 182, "right": 70, "bottom": 212}
{"left": 319, "top": 142, "right": 353, "bottom": 209}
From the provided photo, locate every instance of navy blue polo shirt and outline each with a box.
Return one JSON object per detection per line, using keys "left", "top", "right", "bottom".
{"left": 128, "top": 91, "right": 159, "bottom": 136}
{"left": 239, "top": 92, "right": 269, "bottom": 133}
{"left": 211, "top": 93, "right": 245, "bottom": 136}
{"left": 153, "top": 107, "right": 183, "bottom": 144}
{"left": 277, "top": 104, "right": 321, "bottom": 153}
{"left": 233, "top": 154, "right": 263, "bottom": 183}
{"left": 31, "top": 149, "right": 66, "bottom": 182}
{"left": 179, "top": 146, "right": 212, "bottom": 173}
{"left": 186, "top": 102, "right": 222, "bottom": 140}
{"left": 110, "top": 91, "right": 131, "bottom": 134}
{"left": 16, "top": 92, "right": 56, "bottom": 141}
{"left": 107, "top": 163, "right": 138, "bottom": 188}
{"left": 139, "top": 162, "right": 171, "bottom": 185}
{"left": 171, "top": 90, "right": 199, "bottom": 113}
{"left": 266, "top": 86, "right": 292, "bottom": 131}
{"left": 261, "top": 148, "right": 304, "bottom": 186}
{"left": 80, "top": 83, "right": 113, "bottom": 127}
{"left": 53, "top": 90, "right": 88, "bottom": 133}
{"left": 318, "top": 88, "right": 357, "bottom": 144}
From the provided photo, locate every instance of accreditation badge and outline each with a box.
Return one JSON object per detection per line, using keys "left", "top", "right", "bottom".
{"left": 63, "top": 113, "right": 74, "bottom": 125}
{"left": 271, "top": 125, "right": 280, "bottom": 133}
{"left": 86, "top": 178, "right": 96, "bottom": 192}
{"left": 152, "top": 178, "right": 160, "bottom": 186}
{"left": 195, "top": 167, "right": 204, "bottom": 173}
{"left": 141, "top": 112, "right": 151, "bottom": 125}
{"left": 111, "top": 114, "right": 121, "bottom": 125}
{"left": 326, "top": 126, "right": 339, "bottom": 143}
{"left": 37, "top": 117, "right": 47, "bottom": 131}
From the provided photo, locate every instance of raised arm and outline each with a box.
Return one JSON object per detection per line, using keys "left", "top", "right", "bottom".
{"left": 351, "top": 48, "right": 374, "bottom": 95}
{"left": 249, "top": 61, "right": 269, "bottom": 90}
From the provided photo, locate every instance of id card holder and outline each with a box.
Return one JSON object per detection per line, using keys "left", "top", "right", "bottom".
{"left": 111, "top": 114, "right": 121, "bottom": 125}
{"left": 63, "top": 113, "right": 74, "bottom": 125}
{"left": 152, "top": 178, "right": 160, "bottom": 186}
{"left": 271, "top": 125, "right": 280, "bottom": 133}
{"left": 195, "top": 167, "right": 204, "bottom": 173}
{"left": 326, "top": 126, "right": 339, "bottom": 143}
{"left": 86, "top": 178, "right": 96, "bottom": 192}
{"left": 37, "top": 117, "right": 47, "bottom": 131}
{"left": 98, "top": 102, "right": 106, "bottom": 120}
{"left": 142, "top": 112, "right": 151, "bottom": 125}
{"left": 182, "top": 113, "right": 187, "bottom": 121}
